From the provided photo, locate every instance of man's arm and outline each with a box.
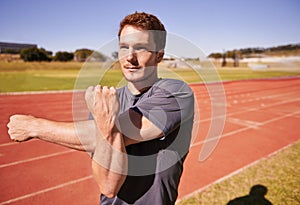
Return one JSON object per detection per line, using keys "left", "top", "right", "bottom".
{"left": 6, "top": 111, "right": 161, "bottom": 150}
{"left": 85, "top": 85, "right": 127, "bottom": 198}
{"left": 7, "top": 115, "right": 96, "bottom": 152}
{"left": 119, "top": 109, "right": 164, "bottom": 146}
{"left": 91, "top": 124, "right": 127, "bottom": 198}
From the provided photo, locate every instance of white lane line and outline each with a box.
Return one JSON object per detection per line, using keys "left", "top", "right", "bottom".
{"left": 191, "top": 110, "right": 300, "bottom": 147}
{"left": 227, "top": 118, "right": 262, "bottom": 129}
{"left": 197, "top": 96, "right": 300, "bottom": 124}
{"left": 191, "top": 127, "right": 249, "bottom": 147}
{"left": 0, "top": 89, "right": 82, "bottom": 96}
{"left": 0, "top": 141, "right": 16, "bottom": 147}
{"left": 0, "top": 175, "right": 93, "bottom": 205}
{"left": 0, "top": 150, "right": 75, "bottom": 169}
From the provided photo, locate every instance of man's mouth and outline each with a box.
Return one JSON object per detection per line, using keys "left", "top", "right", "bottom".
{"left": 125, "top": 66, "right": 140, "bottom": 72}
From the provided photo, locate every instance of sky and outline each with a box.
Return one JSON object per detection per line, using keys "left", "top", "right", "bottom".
{"left": 0, "top": 0, "right": 299, "bottom": 57}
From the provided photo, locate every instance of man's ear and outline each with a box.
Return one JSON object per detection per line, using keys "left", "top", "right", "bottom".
{"left": 156, "top": 50, "right": 164, "bottom": 63}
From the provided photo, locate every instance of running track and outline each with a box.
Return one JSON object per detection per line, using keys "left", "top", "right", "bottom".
{"left": 0, "top": 78, "right": 299, "bottom": 204}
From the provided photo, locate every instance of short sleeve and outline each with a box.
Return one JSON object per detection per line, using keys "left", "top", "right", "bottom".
{"left": 132, "top": 79, "right": 194, "bottom": 137}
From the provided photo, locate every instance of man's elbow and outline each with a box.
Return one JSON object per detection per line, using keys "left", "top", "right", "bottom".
{"left": 96, "top": 175, "right": 126, "bottom": 199}
{"left": 99, "top": 184, "right": 119, "bottom": 198}
{"left": 85, "top": 142, "right": 96, "bottom": 153}
{"left": 102, "top": 190, "right": 118, "bottom": 199}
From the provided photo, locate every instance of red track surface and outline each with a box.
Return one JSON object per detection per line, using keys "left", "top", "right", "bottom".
{"left": 0, "top": 78, "right": 299, "bottom": 204}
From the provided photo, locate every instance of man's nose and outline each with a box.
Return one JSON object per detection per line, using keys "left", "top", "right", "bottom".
{"left": 126, "top": 48, "right": 136, "bottom": 61}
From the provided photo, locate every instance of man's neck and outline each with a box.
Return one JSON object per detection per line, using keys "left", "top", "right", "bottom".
{"left": 127, "top": 76, "right": 159, "bottom": 95}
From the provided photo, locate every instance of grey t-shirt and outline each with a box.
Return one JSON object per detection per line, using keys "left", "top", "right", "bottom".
{"left": 99, "top": 78, "right": 194, "bottom": 205}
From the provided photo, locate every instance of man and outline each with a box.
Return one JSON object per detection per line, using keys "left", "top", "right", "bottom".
{"left": 7, "top": 12, "right": 194, "bottom": 204}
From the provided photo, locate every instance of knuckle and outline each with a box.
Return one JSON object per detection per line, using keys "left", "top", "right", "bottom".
{"left": 95, "top": 85, "right": 101, "bottom": 93}
{"left": 7, "top": 130, "right": 14, "bottom": 138}
{"left": 9, "top": 115, "right": 15, "bottom": 121}
{"left": 109, "top": 86, "right": 116, "bottom": 94}
{"left": 86, "top": 86, "right": 93, "bottom": 92}
{"left": 85, "top": 88, "right": 94, "bottom": 98}
{"left": 85, "top": 87, "right": 91, "bottom": 95}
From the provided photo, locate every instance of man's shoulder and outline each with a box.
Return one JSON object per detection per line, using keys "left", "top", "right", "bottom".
{"left": 155, "top": 78, "right": 192, "bottom": 93}
{"left": 157, "top": 78, "right": 187, "bottom": 86}
{"left": 117, "top": 86, "right": 126, "bottom": 95}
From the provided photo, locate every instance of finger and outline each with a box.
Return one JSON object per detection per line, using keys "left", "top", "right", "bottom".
{"left": 85, "top": 86, "right": 94, "bottom": 101}
{"left": 95, "top": 85, "right": 102, "bottom": 92}
{"left": 102, "top": 86, "right": 110, "bottom": 95}
{"left": 109, "top": 86, "right": 116, "bottom": 95}
{"left": 7, "top": 128, "right": 15, "bottom": 140}
{"left": 7, "top": 120, "right": 11, "bottom": 129}
{"left": 7, "top": 115, "right": 16, "bottom": 129}
{"left": 9, "top": 115, "right": 15, "bottom": 123}
{"left": 94, "top": 85, "right": 103, "bottom": 102}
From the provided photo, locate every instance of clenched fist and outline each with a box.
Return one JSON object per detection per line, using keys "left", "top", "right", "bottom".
{"left": 7, "top": 114, "right": 37, "bottom": 142}
{"left": 85, "top": 85, "right": 120, "bottom": 138}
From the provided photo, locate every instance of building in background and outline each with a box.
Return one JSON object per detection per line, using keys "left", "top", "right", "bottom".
{"left": 0, "top": 42, "right": 37, "bottom": 53}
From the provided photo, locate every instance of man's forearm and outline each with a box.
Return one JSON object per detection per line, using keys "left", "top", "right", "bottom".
{"left": 92, "top": 126, "right": 127, "bottom": 198}
{"left": 34, "top": 118, "right": 96, "bottom": 152}
{"left": 7, "top": 114, "right": 96, "bottom": 152}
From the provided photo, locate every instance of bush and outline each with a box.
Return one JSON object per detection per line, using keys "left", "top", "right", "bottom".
{"left": 74, "top": 49, "right": 93, "bottom": 62}
{"left": 54, "top": 51, "right": 74, "bottom": 61}
{"left": 3, "top": 48, "right": 20, "bottom": 54}
{"left": 208, "top": 52, "right": 222, "bottom": 59}
{"left": 74, "top": 49, "right": 107, "bottom": 62}
{"left": 20, "top": 47, "right": 52, "bottom": 62}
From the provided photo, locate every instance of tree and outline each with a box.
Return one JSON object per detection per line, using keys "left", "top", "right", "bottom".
{"left": 3, "top": 48, "right": 19, "bottom": 54}
{"left": 20, "top": 47, "right": 52, "bottom": 62}
{"left": 54, "top": 51, "right": 74, "bottom": 61}
{"left": 233, "top": 50, "right": 240, "bottom": 67}
{"left": 74, "top": 49, "right": 93, "bottom": 62}
{"left": 90, "top": 51, "right": 107, "bottom": 62}
{"left": 74, "top": 49, "right": 107, "bottom": 62}
{"left": 222, "top": 52, "right": 227, "bottom": 67}
{"left": 208, "top": 52, "right": 222, "bottom": 59}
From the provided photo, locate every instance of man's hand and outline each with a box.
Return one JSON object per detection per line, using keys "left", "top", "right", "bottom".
{"left": 7, "top": 114, "right": 37, "bottom": 142}
{"left": 85, "top": 85, "right": 120, "bottom": 138}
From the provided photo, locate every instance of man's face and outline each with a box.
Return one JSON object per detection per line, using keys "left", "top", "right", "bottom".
{"left": 118, "top": 25, "right": 162, "bottom": 83}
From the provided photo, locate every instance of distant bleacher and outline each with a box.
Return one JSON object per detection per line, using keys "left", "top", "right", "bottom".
{"left": 0, "top": 42, "right": 37, "bottom": 53}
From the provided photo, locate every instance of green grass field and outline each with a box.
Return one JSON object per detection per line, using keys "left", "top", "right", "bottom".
{"left": 0, "top": 61, "right": 299, "bottom": 92}
{"left": 177, "top": 141, "right": 300, "bottom": 205}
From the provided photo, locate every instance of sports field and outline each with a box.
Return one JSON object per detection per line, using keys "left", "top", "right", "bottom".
{"left": 0, "top": 61, "right": 299, "bottom": 204}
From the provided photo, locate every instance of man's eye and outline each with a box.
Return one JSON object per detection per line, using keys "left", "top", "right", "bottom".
{"left": 120, "top": 45, "right": 129, "bottom": 50}
{"left": 136, "top": 46, "right": 148, "bottom": 51}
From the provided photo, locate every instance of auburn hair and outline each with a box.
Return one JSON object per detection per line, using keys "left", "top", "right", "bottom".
{"left": 118, "top": 12, "right": 166, "bottom": 51}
